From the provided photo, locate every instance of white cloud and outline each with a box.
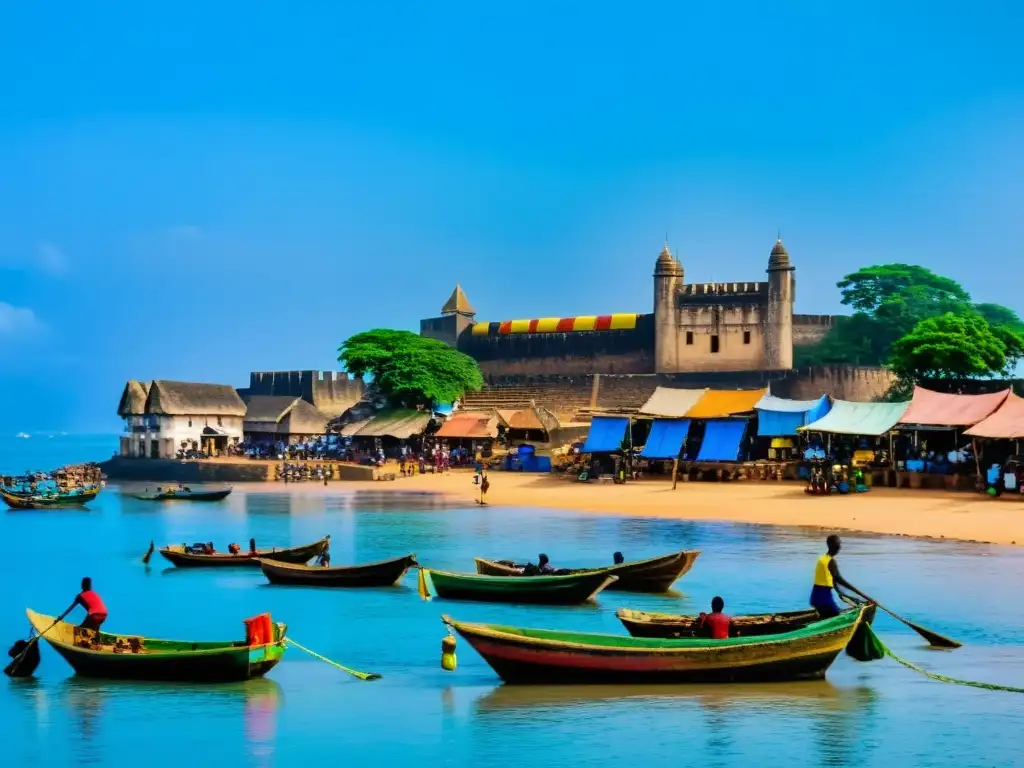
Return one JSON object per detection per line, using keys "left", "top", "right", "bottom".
{"left": 36, "top": 242, "right": 68, "bottom": 275}
{"left": 0, "top": 303, "right": 42, "bottom": 335}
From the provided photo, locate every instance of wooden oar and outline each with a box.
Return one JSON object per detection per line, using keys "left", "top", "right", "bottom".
{"left": 856, "top": 591, "right": 961, "bottom": 649}
{"left": 141, "top": 541, "right": 155, "bottom": 565}
{"left": 5, "top": 610, "right": 69, "bottom": 677}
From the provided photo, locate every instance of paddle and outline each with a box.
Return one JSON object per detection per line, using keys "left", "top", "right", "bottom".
{"left": 417, "top": 567, "right": 432, "bottom": 601}
{"left": 141, "top": 541, "right": 155, "bottom": 565}
{"left": 5, "top": 609, "right": 70, "bottom": 677}
{"left": 843, "top": 590, "right": 960, "bottom": 649}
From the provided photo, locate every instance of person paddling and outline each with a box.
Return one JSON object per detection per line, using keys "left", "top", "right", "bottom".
{"left": 65, "top": 577, "right": 108, "bottom": 631}
{"left": 811, "top": 535, "right": 867, "bottom": 617}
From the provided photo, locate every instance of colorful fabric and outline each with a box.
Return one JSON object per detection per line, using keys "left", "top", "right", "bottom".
{"left": 813, "top": 554, "right": 834, "bottom": 587}
{"left": 471, "top": 314, "right": 639, "bottom": 336}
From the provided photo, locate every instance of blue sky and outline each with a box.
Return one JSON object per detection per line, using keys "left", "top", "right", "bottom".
{"left": 0, "top": 1, "right": 1021, "bottom": 432}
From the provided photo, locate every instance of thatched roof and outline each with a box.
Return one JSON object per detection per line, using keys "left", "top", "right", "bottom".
{"left": 146, "top": 380, "right": 246, "bottom": 416}
{"left": 355, "top": 409, "right": 432, "bottom": 439}
{"left": 495, "top": 404, "right": 560, "bottom": 434}
{"left": 244, "top": 395, "right": 303, "bottom": 422}
{"left": 117, "top": 380, "right": 151, "bottom": 417}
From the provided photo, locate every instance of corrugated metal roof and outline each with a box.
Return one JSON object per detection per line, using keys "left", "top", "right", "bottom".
{"left": 435, "top": 413, "right": 497, "bottom": 439}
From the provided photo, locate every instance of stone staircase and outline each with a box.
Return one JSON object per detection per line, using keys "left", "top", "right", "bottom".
{"left": 462, "top": 376, "right": 658, "bottom": 422}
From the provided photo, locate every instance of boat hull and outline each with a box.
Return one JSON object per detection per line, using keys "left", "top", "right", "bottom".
{"left": 426, "top": 569, "right": 617, "bottom": 605}
{"left": 443, "top": 606, "right": 869, "bottom": 684}
{"left": 475, "top": 549, "right": 701, "bottom": 593}
{"left": 27, "top": 609, "right": 285, "bottom": 683}
{"left": 134, "top": 489, "right": 232, "bottom": 502}
{"left": 2, "top": 487, "right": 100, "bottom": 509}
{"left": 617, "top": 608, "right": 822, "bottom": 639}
{"left": 259, "top": 554, "right": 417, "bottom": 587}
{"left": 159, "top": 536, "right": 330, "bottom": 568}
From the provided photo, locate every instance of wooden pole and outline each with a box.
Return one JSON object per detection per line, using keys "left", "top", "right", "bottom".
{"left": 671, "top": 457, "right": 679, "bottom": 490}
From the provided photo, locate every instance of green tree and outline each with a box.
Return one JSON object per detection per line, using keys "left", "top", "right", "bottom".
{"left": 338, "top": 329, "right": 484, "bottom": 406}
{"left": 888, "top": 312, "right": 1009, "bottom": 382}
{"left": 837, "top": 264, "right": 970, "bottom": 314}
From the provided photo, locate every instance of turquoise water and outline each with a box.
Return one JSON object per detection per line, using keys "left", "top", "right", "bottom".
{"left": 2, "top": 437, "right": 1023, "bottom": 767}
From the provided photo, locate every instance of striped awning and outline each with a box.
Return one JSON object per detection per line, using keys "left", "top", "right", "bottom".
{"left": 472, "top": 314, "right": 638, "bottom": 336}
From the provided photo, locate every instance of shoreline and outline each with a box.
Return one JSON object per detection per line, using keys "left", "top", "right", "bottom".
{"left": 182, "top": 470, "right": 1024, "bottom": 547}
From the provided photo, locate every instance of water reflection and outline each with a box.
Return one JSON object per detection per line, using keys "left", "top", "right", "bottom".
{"left": 474, "top": 681, "right": 855, "bottom": 714}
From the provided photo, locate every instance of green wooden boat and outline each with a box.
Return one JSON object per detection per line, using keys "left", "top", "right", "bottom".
{"left": 420, "top": 567, "right": 617, "bottom": 605}
{"left": 442, "top": 604, "right": 874, "bottom": 684}
{"left": 26, "top": 609, "right": 287, "bottom": 682}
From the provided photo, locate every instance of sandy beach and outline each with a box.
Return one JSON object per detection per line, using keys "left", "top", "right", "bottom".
{"left": 236, "top": 470, "right": 1024, "bottom": 546}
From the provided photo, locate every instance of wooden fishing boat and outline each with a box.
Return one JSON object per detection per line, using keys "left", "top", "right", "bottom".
{"left": 26, "top": 608, "right": 286, "bottom": 682}
{"left": 1, "top": 486, "right": 100, "bottom": 509}
{"left": 259, "top": 554, "right": 418, "bottom": 587}
{"left": 617, "top": 607, "right": 824, "bottom": 639}
{"left": 158, "top": 535, "right": 330, "bottom": 568}
{"left": 474, "top": 549, "right": 701, "bottom": 593}
{"left": 421, "top": 567, "right": 617, "bottom": 605}
{"left": 132, "top": 487, "right": 233, "bottom": 502}
{"left": 442, "top": 604, "right": 873, "bottom": 684}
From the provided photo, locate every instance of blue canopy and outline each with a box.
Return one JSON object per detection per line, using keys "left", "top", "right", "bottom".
{"left": 641, "top": 419, "right": 691, "bottom": 459}
{"left": 755, "top": 395, "right": 831, "bottom": 437}
{"left": 583, "top": 416, "right": 630, "bottom": 453}
{"left": 697, "top": 420, "right": 748, "bottom": 462}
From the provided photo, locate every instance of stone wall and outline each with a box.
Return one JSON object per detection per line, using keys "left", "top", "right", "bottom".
{"left": 774, "top": 366, "right": 896, "bottom": 401}
{"left": 792, "top": 314, "right": 836, "bottom": 346}
{"left": 464, "top": 365, "right": 896, "bottom": 418}
{"left": 241, "top": 371, "right": 364, "bottom": 417}
{"left": 458, "top": 315, "right": 656, "bottom": 376}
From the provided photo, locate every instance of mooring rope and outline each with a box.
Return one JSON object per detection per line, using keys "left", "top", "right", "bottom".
{"left": 284, "top": 638, "right": 381, "bottom": 681}
{"left": 877, "top": 636, "right": 1024, "bottom": 694}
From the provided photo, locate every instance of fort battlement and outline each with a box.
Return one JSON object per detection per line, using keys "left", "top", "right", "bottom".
{"left": 679, "top": 282, "right": 769, "bottom": 302}
{"left": 240, "top": 370, "right": 364, "bottom": 418}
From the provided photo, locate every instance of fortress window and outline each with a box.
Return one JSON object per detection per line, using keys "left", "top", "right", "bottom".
{"left": 743, "top": 330, "right": 751, "bottom": 345}
{"left": 686, "top": 331, "right": 694, "bottom": 345}
{"left": 710, "top": 335, "right": 720, "bottom": 354}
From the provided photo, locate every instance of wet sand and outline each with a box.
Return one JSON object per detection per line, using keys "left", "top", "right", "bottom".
{"left": 235, "top": 469, "right": 1024, "bottom": 546}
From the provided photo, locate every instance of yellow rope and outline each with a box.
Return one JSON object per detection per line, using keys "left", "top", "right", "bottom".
{"left": 284, "top": 638, "right": 381, "bottom": 681}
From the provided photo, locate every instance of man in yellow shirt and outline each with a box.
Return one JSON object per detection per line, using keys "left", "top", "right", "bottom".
{"left": 811, "top": 535, "right": 868, "bottom": 617}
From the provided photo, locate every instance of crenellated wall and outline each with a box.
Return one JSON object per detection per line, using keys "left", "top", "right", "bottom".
{"left": 241, "top": 370, "right": 365, "bottom": 417}
{"left": 775, "top": 365, "right": 896, "bottom": 401}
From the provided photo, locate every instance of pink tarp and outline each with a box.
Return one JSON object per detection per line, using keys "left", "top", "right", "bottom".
{"left": 897, "top": 386, "right": 1010, "bottom": 427}
{"left": 964, "top": 393, "right": 1024, "bottom": 439}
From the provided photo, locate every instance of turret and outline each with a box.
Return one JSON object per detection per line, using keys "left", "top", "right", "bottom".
{"left": 654, "top": 243, "right": 684, "bottom": 374}
{"left": 764, "top": 237, "right": 795, "bottom": 369}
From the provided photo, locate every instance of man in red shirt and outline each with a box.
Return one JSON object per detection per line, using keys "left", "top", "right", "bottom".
{"left": 66, "top": 577, "right": 108, "bottom": 631}
{"left": 698, "top": 596, "right": 731, "bottom": 640}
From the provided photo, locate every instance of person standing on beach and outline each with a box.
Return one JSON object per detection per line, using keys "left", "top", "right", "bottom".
{"left": 811, "top": 535, "right": 868, "bottom": 617}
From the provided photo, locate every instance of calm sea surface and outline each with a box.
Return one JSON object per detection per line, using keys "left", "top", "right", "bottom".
{"left": 1, "top": 436, "right": 1023, "bottom": 767}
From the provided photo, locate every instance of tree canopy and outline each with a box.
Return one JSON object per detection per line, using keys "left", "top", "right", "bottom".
{"left": 889, "top": 312, "right": 1010, "bottom": 381}
{"left": 797, "top": 264, "right": 1024, "bottom": 382}
{"left": 338, "top": 329, "right": 484, "bottom": 406}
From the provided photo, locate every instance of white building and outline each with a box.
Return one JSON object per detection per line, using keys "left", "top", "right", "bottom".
{"left": 118, "top": 379, "right": 246, "bottom": 458}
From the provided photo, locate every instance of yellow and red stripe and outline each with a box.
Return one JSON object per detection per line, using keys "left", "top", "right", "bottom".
{"left": 471, "top": 314, "right": 638, "bottom": 336}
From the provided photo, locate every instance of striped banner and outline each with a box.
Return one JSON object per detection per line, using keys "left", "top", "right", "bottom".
{"left": 471, "top": 314, "right": 638, "bottom": 336}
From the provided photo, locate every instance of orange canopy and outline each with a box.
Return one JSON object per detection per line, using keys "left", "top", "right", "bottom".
{"left": 434, "top": 413, "right": 497, "bottom": 439}
{"left": 964, "top": 393, "right": 1024, "bottom": 439}
{"left": 898, "top": 386, "right": 1010, "bottom": 427}
{"left": 684, "top": 389, "right": 767, "bottom": 419}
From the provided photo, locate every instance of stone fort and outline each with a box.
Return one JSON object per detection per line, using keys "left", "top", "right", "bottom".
{"left": 422, "top": 239, "right": 840, "bottom": 376}
{"left": 419, "top": 239, "right": 893, "bottom": 412}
